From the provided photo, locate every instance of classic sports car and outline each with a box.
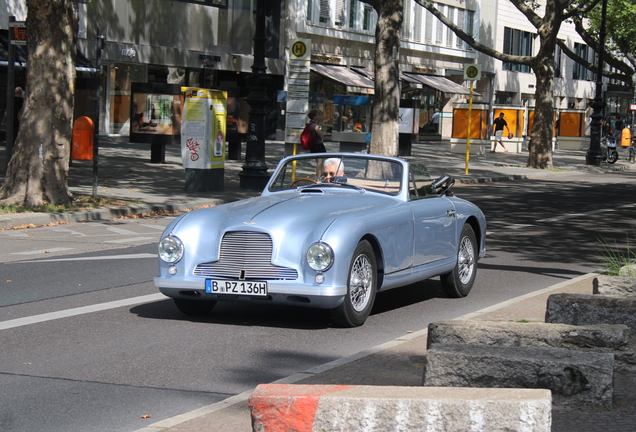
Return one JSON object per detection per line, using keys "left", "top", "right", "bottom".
{"left": 155, "top": 153, "right": 486, "bottom": 327}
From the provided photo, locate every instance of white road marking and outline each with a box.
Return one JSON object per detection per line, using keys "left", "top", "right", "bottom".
{"left": 11, "top": 253, "right": 157, "bottom": 263}
{"left": 140, "top": 224, "right": 169, "bottom": 231}
{"left": 537, "top": 208, "right": 615, "bottom": 223}
{"left": 0, "top": 293, "right": 166, "bottom": 331}
{"left": 47, "top": 226, "right": 87, "bottom": 236}
{"left": 504, "top": 224, "right": 534, "bottom": 230}
{"left": 1, "top": 231, "right": 32, "bottom": 237}
{"left": 103, "top": 237, "right": 155, "bottom": 243}
{"left": 85, "top": 222, "right": 138, "bottom": 235}
{"left": 11, "top": 248, "right": 75, "bottom": 255}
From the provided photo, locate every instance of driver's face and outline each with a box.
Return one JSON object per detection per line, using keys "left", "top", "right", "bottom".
{"left": 323, "top": 164, "right": 343, "bottom": 182}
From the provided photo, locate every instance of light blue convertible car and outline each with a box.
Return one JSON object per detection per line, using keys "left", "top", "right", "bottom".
{"left": 155, "top": 153, "right": 486, "bottom": 327}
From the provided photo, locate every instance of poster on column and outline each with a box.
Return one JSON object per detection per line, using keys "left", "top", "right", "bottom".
{"left": 180, "top": 88, "right": 227, "bottom": 169}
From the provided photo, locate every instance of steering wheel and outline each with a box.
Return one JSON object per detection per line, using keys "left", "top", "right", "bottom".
{"left": 291, "top": 178, "right": 319, "bottom": 187}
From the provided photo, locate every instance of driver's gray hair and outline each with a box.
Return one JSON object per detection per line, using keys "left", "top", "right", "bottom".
{"left": 323, "top": 158, "right": 344, "bottom": 172}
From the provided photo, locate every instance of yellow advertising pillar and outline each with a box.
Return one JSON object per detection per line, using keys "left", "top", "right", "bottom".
{"left": 181, "top": 87, "right": 227, "bottom": 192}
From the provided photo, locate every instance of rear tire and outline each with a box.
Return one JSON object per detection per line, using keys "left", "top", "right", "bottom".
{"left": 173, "top": 299, "right": 216, "bottom": 316}
{"left": 331, "top": 240, "right": 377, "bottom": 327}
{"left": 441, "top": 224, "right": 478, "bottom": 298}
{"left": 628, "top": 147, "right": 636, "bottom": 164}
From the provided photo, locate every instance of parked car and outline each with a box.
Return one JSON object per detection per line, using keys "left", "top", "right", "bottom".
{"left": 155, "top": 153, "right": 486, "bottom": 327}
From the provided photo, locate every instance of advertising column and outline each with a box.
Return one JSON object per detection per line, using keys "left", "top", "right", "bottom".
{"left": 181, "top": 87, "right": 227, "bottom": 192}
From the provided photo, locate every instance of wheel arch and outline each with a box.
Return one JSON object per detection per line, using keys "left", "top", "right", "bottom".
{"left": 464, "top": 215, "right": 483, "bottom": 254}
{"left": 360, "top": 234, "right": 385, "bottom": 290}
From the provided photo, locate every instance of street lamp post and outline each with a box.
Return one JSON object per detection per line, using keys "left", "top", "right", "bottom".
{"left": 586, "top": 0, "right": 608, "bottom": 166}
{"left": 239, "top": 0, "right": 270, "bottom": 190}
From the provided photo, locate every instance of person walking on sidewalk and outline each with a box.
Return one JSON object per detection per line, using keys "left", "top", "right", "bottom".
{"left": 306, "top": 109, "right": 326, "bottom": 153}
{"left": 492, "top": 112, "right": 510, "bottom": 152}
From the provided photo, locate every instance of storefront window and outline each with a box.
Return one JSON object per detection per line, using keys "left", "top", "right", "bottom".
{"left": 108, "top": 63, "right": 145, "bottom": 134}
{"left": 418, "top": 87, "right": 443, "bottom": 136}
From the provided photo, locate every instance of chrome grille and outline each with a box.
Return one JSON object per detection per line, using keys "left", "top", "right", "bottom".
{"left": 193, "top": 231, "right": 298, "bottom": 280}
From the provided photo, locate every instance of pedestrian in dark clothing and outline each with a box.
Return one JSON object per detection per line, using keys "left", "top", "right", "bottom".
{"left": 307, "top": 109, "right": 326, "bottom": 153}
{"left": 491, "top": 112, "right": 510, "bottom": 152}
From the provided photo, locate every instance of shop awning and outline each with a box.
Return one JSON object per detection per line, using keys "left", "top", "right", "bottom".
{"left": 311, "top": 64, "right": 374, "bottom": 94}
{"left": 403, "top": 72, "right": 478, "bottom": 96}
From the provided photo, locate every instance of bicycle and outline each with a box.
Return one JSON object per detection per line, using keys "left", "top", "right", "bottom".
{"left": 626, "top": 136, "right": 636, "bottom": 164}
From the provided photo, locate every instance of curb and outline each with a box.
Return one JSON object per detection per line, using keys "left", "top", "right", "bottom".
{"left": 0, "top": 199, "right": 224, "bottom": 230}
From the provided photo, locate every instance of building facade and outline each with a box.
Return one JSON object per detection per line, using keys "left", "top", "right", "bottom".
{"left": 1, "top": 0, "right": 630, "bottom": 143}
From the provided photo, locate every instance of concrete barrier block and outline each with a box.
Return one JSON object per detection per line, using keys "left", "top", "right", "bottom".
{"left": 546, "top": 293, "right": 636, "bottom": 333}
{"left": 428, "top": 320, "right": 635, "bottom": 372}
{"left": 423, "top": 343, "right": 614, "bottom": 409}
{"left": 249, "top": 383, "right": 552, "bottom": 432}
{"left": 593, "top": 276, "right": 636, "bottom": 297}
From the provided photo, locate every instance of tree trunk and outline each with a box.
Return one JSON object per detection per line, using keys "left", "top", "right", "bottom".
{"left": 368, "top": 0, "right": 403, "bottom": 157}
{"left": 527, "top": 1, "right": 559, "bottom": 170}
{"left": 528, "top": 59, "right": 555, "bottom": 169}
{"left": 0, "top": 1, "right": 77, "bottom": 207}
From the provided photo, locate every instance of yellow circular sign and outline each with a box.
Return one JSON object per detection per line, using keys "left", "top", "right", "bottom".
{"left": 292, "top": 41, "right": 308, "bottom": 58}
{"left": 466, "top": 65, "right": 479, "bottom": 79}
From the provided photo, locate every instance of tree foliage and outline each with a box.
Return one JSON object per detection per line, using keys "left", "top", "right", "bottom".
{"left": 567, "top": 0, "right": 636, "bottom": 87}
{"left": 0, "top": 1, "right": 78, "bottom": 207}
{"left": 414, "top": 0, "right": 603, "bottom": 169}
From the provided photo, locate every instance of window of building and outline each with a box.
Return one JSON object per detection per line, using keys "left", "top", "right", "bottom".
{"left": 495, "top": 91, "right": 515, "bottom": 105}
{"left": 363, "top": 6, "right": 373, "bottom": 30}
{"left": 319, "top": 0, "right": 330, "bottom": 24}
{"left": 572, "top": 42, "right": 592, "bottom": 81}
{"left": 174, "top": 0, "right": 227, "bottom": 7}
{"left": 349, "top": 0, "right": 357, "bottom": 28}
{"left": 554, "top": 42, "right": 562, "bottom": 78}
{"left": 502, "top": 27, "right": 534, "bottom": 73}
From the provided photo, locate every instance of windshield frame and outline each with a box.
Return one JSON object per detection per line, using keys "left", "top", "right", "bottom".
{"left": 264, "top": 153, "right": 408, "bottom": 199}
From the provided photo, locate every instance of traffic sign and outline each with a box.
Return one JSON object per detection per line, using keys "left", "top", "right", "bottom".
{"left": 464, "top": 64, "right": 481, "bottom": 81}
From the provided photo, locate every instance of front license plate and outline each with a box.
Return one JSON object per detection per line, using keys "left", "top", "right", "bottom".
{"left": 205, "top": 279, "right": 268, "bottom": 297}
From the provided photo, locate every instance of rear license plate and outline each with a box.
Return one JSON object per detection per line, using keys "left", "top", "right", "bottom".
{"left": 205, "top": 279, "right": 268, "bottom": 297}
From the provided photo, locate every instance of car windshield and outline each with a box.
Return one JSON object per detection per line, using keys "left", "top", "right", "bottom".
{"left": 268, "top": 155, "right": 403, "bottom": 196}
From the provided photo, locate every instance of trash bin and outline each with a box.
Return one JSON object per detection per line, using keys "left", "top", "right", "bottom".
{"left": 621, "top": 127, "right": 631, "bottom": 147}
{"left": 72, "top": 116, "right": 94, "bottom": 160}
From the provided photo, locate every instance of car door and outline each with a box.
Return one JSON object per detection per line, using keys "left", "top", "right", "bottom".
{"left": 407, "top": 167, "right": 457, "bottom": 268}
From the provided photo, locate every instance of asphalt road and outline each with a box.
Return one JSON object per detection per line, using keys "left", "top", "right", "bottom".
{"left": 1, "top": 169, "right": 635, "bottom": 432}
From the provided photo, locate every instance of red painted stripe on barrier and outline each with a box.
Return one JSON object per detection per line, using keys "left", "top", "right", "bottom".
{"left": 249, "top": 384, "right": 352, "bottom": 432}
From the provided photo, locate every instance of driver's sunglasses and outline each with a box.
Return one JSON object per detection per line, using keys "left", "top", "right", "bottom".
{"left": 322, "top": 171, "right": 337, "bottom": 177}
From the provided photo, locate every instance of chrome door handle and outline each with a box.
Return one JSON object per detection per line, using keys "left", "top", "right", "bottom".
{"left": 446, "top": 210, "right": 456, "bottom": 217}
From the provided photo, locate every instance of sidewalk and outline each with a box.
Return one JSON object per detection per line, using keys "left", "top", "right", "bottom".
{"left": 0, "top": 136, "right": 631, "bottom": 229}
{"left": 2, "top": 137, "right": 635, "bottom": 431}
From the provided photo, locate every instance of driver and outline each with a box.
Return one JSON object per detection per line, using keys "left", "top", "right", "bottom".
{"left": 322, "top": 158, "right": 345, "bottom": 182}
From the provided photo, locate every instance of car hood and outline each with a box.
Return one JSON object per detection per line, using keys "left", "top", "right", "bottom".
{"left": 170, "top": 189, "right": 398, "bottom": 237}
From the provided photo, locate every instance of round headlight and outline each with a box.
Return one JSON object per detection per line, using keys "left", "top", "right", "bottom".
{"left": 306, "top": 242, "right": 334, "bottom": 271}
{"left": 158, "top": 235, "right": 184, "bottom": 263}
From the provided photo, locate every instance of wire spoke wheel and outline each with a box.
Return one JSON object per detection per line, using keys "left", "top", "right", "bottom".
{"left": 457, "top": 235, "right": 476, "bottom": 285}
{"left": 331, "top": 240, "right": 377, "bottom": 327}
{"left": 349, "top": 254, "right": 373, "bottom": 312}
{"left": 441, "top": 224, "right": 478, "bottom": 298}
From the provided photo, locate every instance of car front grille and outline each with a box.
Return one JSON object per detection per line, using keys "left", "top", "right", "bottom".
{"left": 193, "top": 231, "right": 298, "bottom": 280}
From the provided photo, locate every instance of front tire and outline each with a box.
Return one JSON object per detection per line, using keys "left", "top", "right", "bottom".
{"left": 441, "top": 224, "right": 478, "bottom": 298}
{"left": 607, "top": 149, "right": 618, "bottom": 164}
{"left": 173, "top": 299, "right": 216, "bottom": 316}
{"left": 331, "top": 240, "right": 377, "bottom": 327}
